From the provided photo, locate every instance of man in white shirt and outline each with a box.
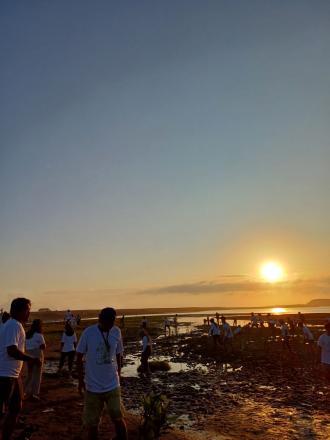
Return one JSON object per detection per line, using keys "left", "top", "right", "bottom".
{"left": 0, "top": 298, "right": 40, "bottom": 440}
{"left": 317, "top": 322, "right": 330, "bottom": 381}
{"left": 76, "top": 307, "right": 127, "bottom": 440}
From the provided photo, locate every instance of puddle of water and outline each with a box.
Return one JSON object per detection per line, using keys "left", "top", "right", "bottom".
{"left": 121, "top": 354, "right": 209, "bottom": 377}
{"left": 258, "top": 385, "right": 277, "bottom": 391}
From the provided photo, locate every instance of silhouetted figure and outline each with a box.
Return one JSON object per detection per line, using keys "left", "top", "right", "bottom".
{"left": 140, "top": 325, "right": 152, "bottom": 376}
{"left": 209, "top": 318, "right": 221, "bottom": 349}
{"left": 58, "top": 322, "right": 77, "bottom": 375}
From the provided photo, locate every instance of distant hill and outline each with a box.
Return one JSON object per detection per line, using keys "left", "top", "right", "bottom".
{"left": 306, "top": 299, "right": 330, "bottom": 307}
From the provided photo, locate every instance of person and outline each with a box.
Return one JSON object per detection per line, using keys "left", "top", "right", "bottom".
{"left": 120, "top": 315, "right": 125, "bottom": 329}
{"left": 232, "top": 318, "right": 237, "bottom": 327}
{"left": 64, "top": 309, "right": 73, "bottom": 323}
{"left": 251, "top": 312, "right": 258, "bottom": 328}
{"left": 173, "top": 314, "right": 178, "bottom": 334}
{"left": 58, "top": 322, "right": 77, "bottom": 375}
{"left": 221, "top": 316, "right": 233, "bottom": 351}
{"left": 1, "top": 312, "right": 10, "bottom": 325}
{"left": 141, "top": 316, "right": 148, "bottom": 328}
{"left": 209, "top": 318, "right": 221, "bottom": 348}
{"left": 280, "top": 320, "right": 291, "bottom": 351}
{"left": 140, "top": 324, "right": 152, "bottom": 376}
{"left": 288, "top": 318, "right": 296, "bottom": 335}
{"left": 24, "top": 319, "right": 46, "bottom": 400}
{"left": 76, "top": 307, "right": 127, "bottom": 440}
{"left": 258, "top": 314, "right": 264, "bottom": 328}
{"left": 301, "top": 323, "right": 314, "bottom": 343}
{"left": 206, "top": 316, "right": 210, "bottom": 326}
{"left": 215, "top": 312, "right": 220, "bottom": 326}
{"left": 76, "top": 314, "right": 81, "bottom": 326}
{"left": 297, "top": 311, "right": 305, "bottom": 324}
{"left": 317, "top": 322, "right": 330, "bottom": 381}
{"left": 0, "top": 298, "right": 41, "bottom": 440}
{"left": 164, "top": 317, "right": 171, "bottom": 336}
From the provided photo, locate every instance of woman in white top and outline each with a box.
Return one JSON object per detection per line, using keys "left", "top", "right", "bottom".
{"left": 140, "top": 325, "right": 152, "bottom": 375}
{"left": 317, "top": 322, "right": 330, "bottom": 381}
{"left": 25, "top": 319, "right": 46, "bottom": 399}
{"left": 58, "top": 322, "right": 77, "bottom": 374}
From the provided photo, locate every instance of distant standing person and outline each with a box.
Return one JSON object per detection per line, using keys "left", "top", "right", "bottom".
{"left": 209, "top": 318, "right": 221, "bottom": 349}
{"left": 297, "top": 312, "right": 305, "bottom": 324}
{"left": 76, "top": 307, "right": 127, "bottom": 440}
{"left": 215, "top": 312, "right": 220, "bottom": 326}
{"left": 251, "top": 312, "right": 258, "bottom": 328}
{"left": 140, "top": 325, "right": 152, "bottom": 376}
{"left": 1, "top": 312, "right": 10, "bottom": 326}
{"left": 173, "top": 314, "right": 178, "bottom": 334}
{"left": 164, "top": 317, "right": 171, "bottom": 336}
{"left": 317, "top": 322, "right": 330, "bottom": 381}
{"left": 141, "top": 316, "right": 148, "bottom": 328}
{"left": 0, "top": 298, "right": 41, "bottom": 440}
{"left": 221, "top": 317, "right": 233, "bottom": 351}
{"left": 24, "top": 319, "right": 46, "bottom": 400}
{"left": 58, "top": 322, "right": 77, "bottom": 375}
{"left": 280, "top": 320, "right": 291, "bottom": 351}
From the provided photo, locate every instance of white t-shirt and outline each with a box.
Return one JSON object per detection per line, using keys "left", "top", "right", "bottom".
{"left": 318, "top": 333, "right": 330, "bottom": 365}
{"left": 0, "top": 319, "right": 26, "bottom": 378}
{"left": 61, "top": 332, "right": 77, "bottom": 352}
{"left": 302, "top": 325, "right": 314, "bottom": 341}
{"left": 222, "top": 322, "right": 233, "bottom": 338}
{"left": 209, "top": 322, "right": 220, "bottom": 336}
{"left": 233, "top": 326, "right": 242, "bottom": 336}
{"left": 76, "top": 324, "right": 123, "bottom": 393}
{"left": 26, "top": 332, "right": 46, "bottom": 351}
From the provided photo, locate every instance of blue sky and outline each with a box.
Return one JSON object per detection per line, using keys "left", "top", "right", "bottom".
{"left": 1, "top": 1, "right": 329, "bottom": 309}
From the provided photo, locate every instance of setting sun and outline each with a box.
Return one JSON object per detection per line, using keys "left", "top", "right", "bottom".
{"left": 260, "top": 261, "right": 284, "bottom": 283}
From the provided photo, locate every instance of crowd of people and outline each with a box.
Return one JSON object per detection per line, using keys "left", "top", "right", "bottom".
{"left": 0, "top": 299, "right": 127, "bottom": 440}
{"left": 0, "top": 301, "right": 329, "bottom": 440}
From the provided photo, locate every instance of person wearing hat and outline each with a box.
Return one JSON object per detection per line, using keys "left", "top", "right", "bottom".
{"left": 76, "top": 307, "right": 127, "bottom": 440}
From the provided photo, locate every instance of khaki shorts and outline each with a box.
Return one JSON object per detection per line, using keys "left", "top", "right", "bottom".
{"left": 83, "top": 387, "right": 125, "bottom": 427}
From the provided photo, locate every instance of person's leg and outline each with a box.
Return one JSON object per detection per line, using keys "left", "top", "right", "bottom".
{"left": 58, "top": 352, "right": 66, "bottom": 371}
{"left": 106, "top": 388, "right": 127, "bottom": 440}
{"left": 32, "top": 362, "right": 42, "bottom": 396}
{"left": 68, "top": 351, "right": 75, "bottom": 372}
{"left": 83, "top": 391, "right": 103, "bottom": 440}
{"left": 1, "top": 378, "right": 23, "bottom": 440}
{"left": 141, "top": 352, "right": 147, "bottom": 373}
{"left": 24, "top": 362, "right": 34, "bottom": 398}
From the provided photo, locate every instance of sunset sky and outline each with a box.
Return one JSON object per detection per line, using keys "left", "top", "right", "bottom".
{"left": 1, "top": 1, "right": 329, "bottom": 310}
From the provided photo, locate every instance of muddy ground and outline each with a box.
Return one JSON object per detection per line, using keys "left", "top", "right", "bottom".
{"left": 6, "top": 315, "right": 330, "bottom": 439}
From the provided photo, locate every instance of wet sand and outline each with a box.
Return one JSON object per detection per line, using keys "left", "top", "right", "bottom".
{"left": 9, "top": 313, "right": 330, "bottom": 439}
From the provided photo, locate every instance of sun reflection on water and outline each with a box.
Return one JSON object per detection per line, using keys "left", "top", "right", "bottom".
{"left": 271, "top": 307, "right": 287, "bottom": 314}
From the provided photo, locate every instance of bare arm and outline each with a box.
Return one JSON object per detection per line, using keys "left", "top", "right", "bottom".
{"left": 7, "top": 345, "right": 39, "bottom": 365}
{"left": 76, "top": 352, "right": 85, "bottom": 394}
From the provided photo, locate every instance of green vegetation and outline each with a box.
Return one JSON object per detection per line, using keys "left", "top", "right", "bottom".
{"left": 139, "top": 391, "right": 170, "bottom": 439}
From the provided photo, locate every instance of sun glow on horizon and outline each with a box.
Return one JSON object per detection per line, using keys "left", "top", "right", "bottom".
{"left": 260, "top": 261, "right": 284, "bottom": 283}
{"left": 271, "top": 307, "right": 287, "bottom": 314}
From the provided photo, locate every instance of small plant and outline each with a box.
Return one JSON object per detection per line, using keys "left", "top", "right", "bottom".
{"left": 139, "top": 391, "right": 170, "bottom": 439}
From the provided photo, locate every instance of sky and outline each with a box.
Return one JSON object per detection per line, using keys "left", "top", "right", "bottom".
{"left": 1, "top": 1, "right": 329, "bottom": 310}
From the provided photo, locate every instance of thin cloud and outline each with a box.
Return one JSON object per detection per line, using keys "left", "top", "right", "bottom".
{"left": 139, "top": 277, "right": 330, "bottom": 296}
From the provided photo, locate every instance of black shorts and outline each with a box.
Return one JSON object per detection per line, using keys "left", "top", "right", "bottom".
{"left": 0, "top": 376, "right": 23, "bottom": 414}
